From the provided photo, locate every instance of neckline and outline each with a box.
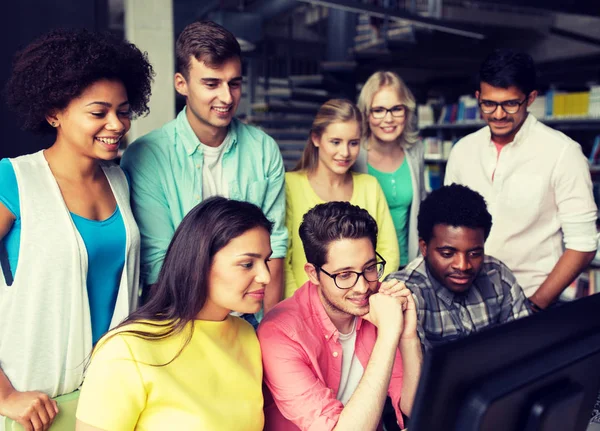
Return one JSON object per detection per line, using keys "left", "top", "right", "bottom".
{"left": 302, "top": 171, "right": 357, "bottom": 203}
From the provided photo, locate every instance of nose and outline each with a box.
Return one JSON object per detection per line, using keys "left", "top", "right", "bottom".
{"left": 383, "top": 110, "right": 394, "bottom": 122}
{"left": 339, "top": 143, "right": 350, "bottom": 158}
{"left": 353, "top": 274, "right": 371, "bottom": 294}
{"left": 219, "top": 84, "right": 233, "bottom": 105}
{"left": 491, "top": 104, "right": 507, "bottom": 120}
{"left": 106, "top": 112, "right": 127, "bottom": 133}
{"left": 255, "top": 261, "right": 271, "bottom": 286}
{"left": 452, "top": 254, "right": 471, "bottom": 272}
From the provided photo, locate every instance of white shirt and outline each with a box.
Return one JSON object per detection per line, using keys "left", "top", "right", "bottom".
{"left": 200, "top": 134, "right": 230, "bottom": 199}
{"left": 336, "top": 318, "right": 365, "bottom": 405}
{"left": 445, "top": 114, "right": 598, "bottom": 297}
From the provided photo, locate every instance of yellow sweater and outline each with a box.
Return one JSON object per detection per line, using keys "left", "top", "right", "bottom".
{"left": 284, "top": 171, "right": 400, "bottom": 298}
{"left": 77, "top": 317, "right": 264, "bottom": 431}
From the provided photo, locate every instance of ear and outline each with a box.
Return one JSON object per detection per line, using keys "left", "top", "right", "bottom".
{"left": 526, "top": 90, "right": 538, "bottom": 107}
{"left": 475, "top": 90, "right": 480, "bottom": 100}
{"left": 174, "top": 72, "right": 188, "bottom": 97}
{"left": 45, "top": 110, "right": 60, "bottom": 128}
{"left": 418, "top": 239, "right": 428, "bottom": 257}
{"left": 310, "top": 132, "right": 321, "bottom": 148}
{"left": 304, "top": 263, "right": 320, "bottom": 285}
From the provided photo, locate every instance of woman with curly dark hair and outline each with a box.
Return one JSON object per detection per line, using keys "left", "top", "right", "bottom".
{"left": 0, "top": 28, "right": 153, "bottom": 431}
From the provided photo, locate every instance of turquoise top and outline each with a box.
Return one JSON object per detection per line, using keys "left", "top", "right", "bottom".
{"left": 368, "top": 159, "right": 413, "bottom": 267}
{"left": 120, "top": 108, "right": 287, "bottom": 285}
{"left": 0, "top": 158, "right": 126, "bottom": 344}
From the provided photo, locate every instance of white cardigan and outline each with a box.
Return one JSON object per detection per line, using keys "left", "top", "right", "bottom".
{"left": 0, "top": 151, "right": 139, "bottom": 400}
{"left": 353, "top": 142, "right": 426, "bottom": 262}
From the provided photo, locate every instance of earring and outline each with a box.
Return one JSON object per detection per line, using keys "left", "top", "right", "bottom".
{"left": 51, "top": 122, "right": 56, "bottom": 127}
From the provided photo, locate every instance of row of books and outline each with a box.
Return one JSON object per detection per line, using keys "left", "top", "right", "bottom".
{"left": 422, "top": 137, "right": 454, "bottom": 161}
{"left": 417, "top": 85, "right": 600, "bottom": 127}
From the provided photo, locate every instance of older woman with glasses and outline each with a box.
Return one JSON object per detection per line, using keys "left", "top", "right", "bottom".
{"left": 356, "top": 71, "right": 426, "bottom": 269}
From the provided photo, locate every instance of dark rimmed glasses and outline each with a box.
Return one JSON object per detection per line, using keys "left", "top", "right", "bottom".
{"left": 370, "top": 105, "right": 407, "bottom": 119}
{"left": 478, "top": 98, "right": 528, "bottom": 114}
{"left": 318, "top": 252, "right": 387, "bottom": 289}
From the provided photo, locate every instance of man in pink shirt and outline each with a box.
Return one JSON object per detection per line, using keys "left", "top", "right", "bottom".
{"left": 257, "top": 202, "right": 422, "bottom": 431}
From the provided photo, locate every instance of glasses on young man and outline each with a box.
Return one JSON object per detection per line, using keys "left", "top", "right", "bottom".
{"left": 478, "top": 98, "right": 528, "bottom": 114}
{"left": 370, "top": 105, "right": 406, "bottom": 119}
{"left": 318, "top": 252, "right": 387, "bottom": 289}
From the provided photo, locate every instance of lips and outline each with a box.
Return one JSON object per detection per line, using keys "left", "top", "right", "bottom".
{"left": 347, "top": 295, "right": 369, "bottom": 307}
{"left": 246, "top": 289, "right": 265, "bottom": 299}
{"left": 447, "top": 274, "right": 472, "bottom": 285}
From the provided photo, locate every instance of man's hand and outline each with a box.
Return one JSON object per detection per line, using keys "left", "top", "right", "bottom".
{"left": 378, "top": 279, "right": 418, "bottom": 340}
{"left": 0, "top": 389, "right": 58, "bottom": 431}
{"left": 363, "top": 288, "right": 405, "bottom": 341}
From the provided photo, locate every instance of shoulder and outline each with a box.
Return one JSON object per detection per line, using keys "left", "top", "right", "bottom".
{"left": 0, "top": 158, "right": 17, "bottom": 183}
{"left": 386, "top": 257, "right": 430, "bottom": 291}
{"left": 529, "top": 119, "right": 580, "bottom": 152}
{"left": 452, "top": 126, "right": 489, "bottom": 152}
{"left": 233, "top": 119, "right": 278, "bottom": 150}
{"left": 481, "top": 255, "right": 518, "bottom": 283}
{"left": 285, "top": 170, "right": 306, "bottom": 185}
{"left": 258, "top": 295, "right": 306, "bottom": 341}
{"left": 121, "top": 121, "right": 176, "bottom": 166}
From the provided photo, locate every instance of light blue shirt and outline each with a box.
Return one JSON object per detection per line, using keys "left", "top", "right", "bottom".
{"left": 121, "top": 108, "right": 287, "bottom": 285}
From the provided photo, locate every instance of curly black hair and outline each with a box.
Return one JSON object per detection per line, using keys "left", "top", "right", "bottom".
{"left": 5, "top": 28, "right": 154, "bottom": 134}
{"left": 418, "top": 184, "right": 493, "bottom": 243}
{"left": 477, "top": 48, "right": 537, "bottom": 96}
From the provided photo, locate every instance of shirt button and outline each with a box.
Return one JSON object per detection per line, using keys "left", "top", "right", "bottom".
{"left": 195, "top": 195, "right": 200, "bottom": 200}
{"left": 196, "top": 164, "right": 201, "bottom": 169}
{"left": 325, "top": 335, "right": 329, "bottom": 340}
{"left": 332, "top": 351, "right": 339, "bottom": 358}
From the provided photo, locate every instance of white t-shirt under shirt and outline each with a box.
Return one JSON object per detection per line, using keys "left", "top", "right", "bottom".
{"left": 336, "top": 318, "right": 365, "bottom": 405}
{"left": 200, "top": 139, "right": 229, "bottom": 199}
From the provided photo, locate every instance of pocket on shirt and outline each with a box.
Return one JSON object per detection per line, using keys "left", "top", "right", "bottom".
{"left": 502, "top": 174, "right": 545, "bottom": 209}
{"left": 245, "top": 179, "right": 269, "bottom": 208}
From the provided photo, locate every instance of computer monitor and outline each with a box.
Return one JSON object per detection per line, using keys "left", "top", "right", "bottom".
{"left": 409, "top": 292, "right": 600, "bottom": 431}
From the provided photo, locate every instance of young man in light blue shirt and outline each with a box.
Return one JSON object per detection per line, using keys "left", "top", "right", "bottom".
{"left": 121, "top": 21, "right": 287, "bottom": 320}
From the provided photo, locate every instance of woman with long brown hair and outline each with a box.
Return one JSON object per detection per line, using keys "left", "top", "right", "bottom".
{"left": 284, "top": 99, "right": 399, "bottom": 298}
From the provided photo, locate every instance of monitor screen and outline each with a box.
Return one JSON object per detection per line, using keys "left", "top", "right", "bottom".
{"left": 409, "top": 292, "right": 600, "bottom": 431}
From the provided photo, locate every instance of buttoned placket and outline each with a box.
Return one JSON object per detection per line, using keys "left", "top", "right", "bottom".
{"left": 191, "top": 150, "right": 204, "bottom": 203}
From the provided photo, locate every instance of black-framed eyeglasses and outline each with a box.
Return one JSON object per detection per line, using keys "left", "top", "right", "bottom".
{"left": 370, "top": 105, "right": 406, "bottom": 119}
{"left": 318, "top": 252, "right": 387, "bottom": 289}
{"left": 478, "top": 98, "right": 528, "bottom": 114}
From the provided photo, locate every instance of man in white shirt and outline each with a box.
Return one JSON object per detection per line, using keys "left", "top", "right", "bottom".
{"left": 445, "top": 48, "right": 597, "bottom": 313}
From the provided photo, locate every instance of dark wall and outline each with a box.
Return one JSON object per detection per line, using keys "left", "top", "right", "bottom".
{"left": 1, "top": 0, "right": 108, "bottom": 159}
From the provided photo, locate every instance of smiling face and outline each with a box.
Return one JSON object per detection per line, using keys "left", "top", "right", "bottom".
{"left": 51, "top": 79, "right": 130, "bottom": 160}
{"left": 175, "top": 56, "right": 242, "bottom": 144}
{"left": 307, "top": 237, "right": 380, "bottom": 319}
{"left": 477, "top": 82, "right": 536, "bottom": 145}
{"left": 204, "top": 226, "right": 273, "bottom": 317}
{"left": 313, "top": 120, "right": 361, "bottom": 176}
{"left": 368, "top": 85, "right": 406, "bottom": 144}
{"left": 419, "top": 224, "right": 485, "bottom": 293}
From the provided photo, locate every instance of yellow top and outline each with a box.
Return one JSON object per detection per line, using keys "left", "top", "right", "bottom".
{"left": 284, "top": 171, "right": 400, "bottom": 298}
{"left": 76, "top": 317, "right": 264, "bottom": 431}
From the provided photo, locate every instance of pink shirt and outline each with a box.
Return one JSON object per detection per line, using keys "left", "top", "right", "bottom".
{"left": 257, "top": 281, "right": 404, "bottom": 431}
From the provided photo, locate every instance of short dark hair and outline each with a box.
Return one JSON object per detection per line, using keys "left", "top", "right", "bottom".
{"left": 418, "top": 184, "right": 492, "bottom": 243}
{"left": 176, "top": 20, "right": 241, "bottom": 78}
{"left": 477, "top": 48, "right": 537, "bottom": 96}
{"left": 299, "top": 201, "right": 378, "bottom": 268}
{"left": 5, "top": 28, "right": 154, "bottom": 134}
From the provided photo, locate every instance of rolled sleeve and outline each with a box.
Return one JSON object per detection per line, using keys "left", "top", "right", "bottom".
{"left": 553, "top": 143, "right": 598, "bottom": 252}
{"left": 263, "top": 137, "right": 288, "bottom": 259}
{"left": 121, "top": 141, "right": 175, "bottom": 285}
{"left": 258, "top": 321, "right": 343, "bottom": 431}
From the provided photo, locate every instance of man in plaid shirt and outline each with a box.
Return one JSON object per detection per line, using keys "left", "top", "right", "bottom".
{"left": 386, "top": 184, "right": 530, "bottom": 349}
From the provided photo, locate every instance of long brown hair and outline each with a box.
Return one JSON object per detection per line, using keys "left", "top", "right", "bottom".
{"left": 293, "top": 99, "right": 362, "bottom": 172}
{"left": 93, "top": 197, "right": 273, "bottom": 366}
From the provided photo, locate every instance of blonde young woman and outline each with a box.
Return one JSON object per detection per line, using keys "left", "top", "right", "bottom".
{"left": 284, "top": 99, "right": 399, "bottom": 298}
{"left": 356, "top": 71, "right": 426, "bottom": 268}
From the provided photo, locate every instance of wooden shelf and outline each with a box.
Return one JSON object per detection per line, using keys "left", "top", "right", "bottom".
{"left": 421, "top": 117, "right": 600, "bottom": 132}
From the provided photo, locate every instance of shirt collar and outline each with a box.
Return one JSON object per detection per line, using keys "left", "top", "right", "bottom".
{"left": 176, "top": 107, "right": 238, "bottom": 156}
{"left": 486, "top": 113, "right": 536, "bottom": 148}
{"left": 306, "top": 281, "right": 365, "bottom": 342}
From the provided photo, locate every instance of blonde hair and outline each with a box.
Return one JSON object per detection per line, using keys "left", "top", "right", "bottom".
{"left": 357, "top": 71, "right": 418, "bottom": 148}
{"left": 293, "top": 99, "right": 362, "bottom": 172}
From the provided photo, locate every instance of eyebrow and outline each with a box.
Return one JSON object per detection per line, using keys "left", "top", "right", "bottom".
{"left": 330, "top": 257, "right": 377, "bottom": 273}
{"left": 237, "top": 251, "right": 273, "bottom": 258}
{"left": 436, "top": 246, "right": 484, "bottom": 252}
{"left": 201, "top": 76, "right": 243, "bottom": 83}
{"left": 480, "top": 98, "right": 521, "bottom": 103}
{"left": 85, "top": 101, "right": 130, "bottom": 108}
